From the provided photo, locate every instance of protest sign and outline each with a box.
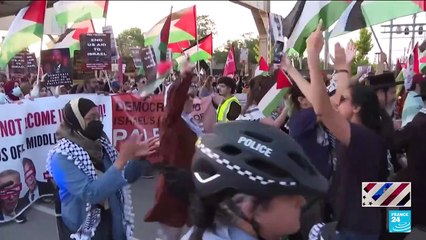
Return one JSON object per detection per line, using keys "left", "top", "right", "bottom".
{"left": 8, "top": 52, "right": 38, "bottom": 81}
{"left": 80, "top": 33, "right": 112, "bottom": 71}
{"left": 130, "top": 48, "right": 143, "bottom": 69}
{"left": 190, "top": 95, "right": 216, "bottom": 133}
{"left": 41, "top": 48, "right": 73, "bottom": 87}
{"left": 140, "top": 47, "right": 157, "bottom": 83}
{"left": 102, "top": 26, "right": 119, "bottom": 63}
{"left": 0, "top": 94, "right": 112, "bottom": 223}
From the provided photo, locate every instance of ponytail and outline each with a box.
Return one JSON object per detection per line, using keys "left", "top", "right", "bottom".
{"left": 188, "top": 194, "right": 221, "bottom": 240}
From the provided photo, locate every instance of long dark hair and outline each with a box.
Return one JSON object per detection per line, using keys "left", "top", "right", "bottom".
{"left": 242, "top": 75, "right": 275, "bottom": 114}
{"left": 289, "top": 77, "right": 310, "bottom": 111}
{"left": 350, "top": 84, "right": 394, "bottom": 141}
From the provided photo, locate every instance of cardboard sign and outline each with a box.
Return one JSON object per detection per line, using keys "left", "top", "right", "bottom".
{"left": 102, "top": 26, "right": 119, "bottom": 63}
{"left": 7, "top": 52, "right": 38, "bottom": 81}
{"left": 41, "top": 48, "right": 73, "bottom": 87}
{"left": 73, "top": 50, "right": 95, "bottom": 82}
{"left": 130, "top": 48, "right": 143, "bottom": 69}
{"left": 80, "top": 33, "right": 112, "bottom": 71}
{"left": 141, "top": 46, "right": 157, "bottom": 83}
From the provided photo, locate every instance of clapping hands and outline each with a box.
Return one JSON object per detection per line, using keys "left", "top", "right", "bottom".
{"left": 119, "top": 134, "right": 160, "bottom": 161}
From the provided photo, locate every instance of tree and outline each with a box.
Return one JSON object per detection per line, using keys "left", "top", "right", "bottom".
{"left": 116, "top": 28, "right": 145, "bottom": 58}
{"left": 213, "top": 32, "right": 259, "bottom": 69}
{"left": 197, "top": 15, "right": 217, "bottom": 39}
{"left": 352, "top": 28, "right": 373, "bottom": 74}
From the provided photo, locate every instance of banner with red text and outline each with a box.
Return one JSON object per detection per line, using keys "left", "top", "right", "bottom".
{"left": 0, "top": 94, "right": 112, "bottom": 223}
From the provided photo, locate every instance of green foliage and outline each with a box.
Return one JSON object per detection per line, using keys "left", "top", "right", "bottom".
{"left": 116, "top": 28, "right": 145, "bottom": 58}
{"left": 213, "top": 32, "right": 259, "bottom": 67}
{"left": 351, "top": 28, "right": 373, "bottom": 74}
{"left": 197, "top": 15, "right": 217, "bottom": 39}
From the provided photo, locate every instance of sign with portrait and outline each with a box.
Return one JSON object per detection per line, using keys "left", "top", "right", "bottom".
{"left": 41, "top": 48, "right": 73, "bottom": 87}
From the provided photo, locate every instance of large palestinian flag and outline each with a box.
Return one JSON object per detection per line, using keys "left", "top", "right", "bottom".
{"left": 0, "top": 0, "right": 46, "bottom": 69}
{"left": 53, "top": 20, "right": 95, "bottom": 58}
{"left": 145, "top": 6, "right": 196, "bottom": 46}
{"left": 283, "top": 1, "right": 349, "bottom": 54}
{"left": 54, "top": 0, "right": 108, "bottom": 27}
{"left": 331, "top": 1, "right": 425, "bottom": 38}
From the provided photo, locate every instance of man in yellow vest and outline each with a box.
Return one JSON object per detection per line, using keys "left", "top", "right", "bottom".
{"left": 215, "top": 77, "right": 241, "bottom": 122}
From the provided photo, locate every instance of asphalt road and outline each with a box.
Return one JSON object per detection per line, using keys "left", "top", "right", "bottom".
{"left": 0, "top": 176, "right": 163, "bottom": 240}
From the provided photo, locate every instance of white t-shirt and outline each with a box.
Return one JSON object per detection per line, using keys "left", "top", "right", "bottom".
{"left": 236, "top": 105, "right": 265, "bottom": 121}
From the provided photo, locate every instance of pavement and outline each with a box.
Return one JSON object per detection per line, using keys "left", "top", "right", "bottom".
{"left": 0, "top": 176, "right": 162, "bottom": 240}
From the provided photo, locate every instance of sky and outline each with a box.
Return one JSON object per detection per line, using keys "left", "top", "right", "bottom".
{"left": 1, "top": 1, "right": 426, "bottom": 65}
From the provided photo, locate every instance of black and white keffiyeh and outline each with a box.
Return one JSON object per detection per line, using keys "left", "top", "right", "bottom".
{"left": 46, "top": 137, "right": 134, "bottom": 240}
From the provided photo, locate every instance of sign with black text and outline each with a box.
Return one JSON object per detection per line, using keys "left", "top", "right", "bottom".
{"left": 8, "top": 52, "right": 38, "bottom": 81}
{"left": 102, "top": 26, "right": 118, "bottom": 63}
{"left": 80, "top": 33, "right": 112, "bottom": 71}
{"left": 141, "top": 46, "right": 157, "bottom": 83}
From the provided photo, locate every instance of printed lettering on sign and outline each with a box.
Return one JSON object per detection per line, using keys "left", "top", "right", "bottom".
{"left": 237, "top": 136, "right": 272, "bottom": 157}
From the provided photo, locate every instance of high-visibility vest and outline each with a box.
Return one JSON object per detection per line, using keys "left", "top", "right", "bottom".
{"left": 216, "top": 96, "right": 240, "bottom": 123}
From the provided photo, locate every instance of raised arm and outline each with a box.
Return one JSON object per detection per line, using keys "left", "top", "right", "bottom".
{"left": 306, "top": 21, "right": 351, "bottom": 146}
{"left": 280, "top": 55, "right": 312, "bottom": 100}
{"left": 167, "top": 69, "right": 195, "bottom": 121}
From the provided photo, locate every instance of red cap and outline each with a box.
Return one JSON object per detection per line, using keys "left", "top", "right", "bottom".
{"left": 413, "top": 74, "right": 426, "bottom": 85}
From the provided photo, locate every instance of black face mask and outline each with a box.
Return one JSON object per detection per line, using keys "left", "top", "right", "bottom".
{"left": 82, "top": 120, "right": 104, "bottom": 140}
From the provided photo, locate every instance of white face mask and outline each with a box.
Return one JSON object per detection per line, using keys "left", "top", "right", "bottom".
{"left": 0, "top": 92, "right": 6, "bottom": 104}
{"left": 12, "top": 86, "right": 22, "bottom": 97}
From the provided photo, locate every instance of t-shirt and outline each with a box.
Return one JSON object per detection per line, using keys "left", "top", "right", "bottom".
{"left": 236, "top": 105, "right": 265, "bottom": 121}
{"left": 288, "top": 108, "right": 333, "bottom": 179}
{"left": 330, "top": 123, "right": 387, "bottom": 234}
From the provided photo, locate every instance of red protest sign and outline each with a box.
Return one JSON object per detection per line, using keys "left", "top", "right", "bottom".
{"left": 111, "top": 94, "right": 165, "bottom": 164}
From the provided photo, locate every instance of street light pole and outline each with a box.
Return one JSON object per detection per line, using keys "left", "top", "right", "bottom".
{"left": 412, "top": 13, "right": 417, "bottom": 49}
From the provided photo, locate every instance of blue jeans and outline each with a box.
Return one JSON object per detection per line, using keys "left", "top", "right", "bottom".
{"left": 336, "top": 230, "right": 379, "bottom": 240}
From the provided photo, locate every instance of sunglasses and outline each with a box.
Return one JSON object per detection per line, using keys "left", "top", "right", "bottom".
{"left": 0, "top": 183, "right": 22, "bottom": 199}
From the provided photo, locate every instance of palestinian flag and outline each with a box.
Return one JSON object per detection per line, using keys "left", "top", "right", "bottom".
{"left": 254, "top": 56, "right": 269, "bottom": 77}
{"left": 182, "top": 34, "right": 213, "bottom": 63}
{"left": 145, "top": 6, "right": 196, "bottom": 46}
{"left": 331, "top": 1, "right": 424, "bottom": 38}
{"left": 158, "top": 10, "right": 172, "bottom": 61}
{"left": 53, "top": 20, "right": 95, "bottom": 58}
{"left": 283, "top": 1, "right": 349, "bottom": 54}
{"left": 0, "top": 0, "right": 47, "bottom": 70}
{"left": 168, "top": 41, "right": 190, "bottom": 59}
{"left": 54, "top": 0, "right": 108, "bottom": 27}
{"left": 258, "top": 69, "right": 292, "bottom": 116}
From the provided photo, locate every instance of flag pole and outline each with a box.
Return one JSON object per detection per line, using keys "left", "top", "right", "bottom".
{"left": 195, "top": 12, "right": 200, "bottom": 82}
{"left": 36, "top": 0, "right": 48, "bottom": 85}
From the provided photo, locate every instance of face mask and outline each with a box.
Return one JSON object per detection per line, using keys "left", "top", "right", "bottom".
{"left": 82, "top": 120, "right": 104, "bottom": 140}
{"left": 0, "top": 92, "right": 6, "bottom": 104}
{"left": 12, "top": 87, "right": 22, "bottom": 97}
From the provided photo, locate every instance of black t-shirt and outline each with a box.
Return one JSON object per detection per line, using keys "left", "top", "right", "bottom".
{"left": 330, "top": 123, "right": 387, "bottom": 234}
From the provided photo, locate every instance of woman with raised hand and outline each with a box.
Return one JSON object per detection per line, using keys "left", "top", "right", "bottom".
{"left": 47, "top": 97, "right": 159, "bottom": 240}
{"left": 182, "top": 121, "right": 329, "bottom": 240}
{"left": 289, "top": 20, "right": 390, "bottom": 240}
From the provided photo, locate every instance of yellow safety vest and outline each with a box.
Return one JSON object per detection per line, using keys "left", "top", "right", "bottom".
{"left": 217, "top": 96, "right": 240, "bottom": 123}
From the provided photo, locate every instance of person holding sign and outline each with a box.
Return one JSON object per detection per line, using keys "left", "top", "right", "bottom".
{"left": 47, "top": 98, "right": 159, "bottom": 240}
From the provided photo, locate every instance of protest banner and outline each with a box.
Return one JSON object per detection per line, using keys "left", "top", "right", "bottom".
{"left": 111, "top": 94, "right": 164, "bottom": 164}
{"left": 0, "top": 92, "right": 216, "bottom": 223}
{"left": 41, "top": 48, "right": 73, "bottom": 87}
{"left": 80, "top": 33, "right": 112, "bottom": 71}
{"left": 0, "top": 94, "right": 112, "bottom": 223}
